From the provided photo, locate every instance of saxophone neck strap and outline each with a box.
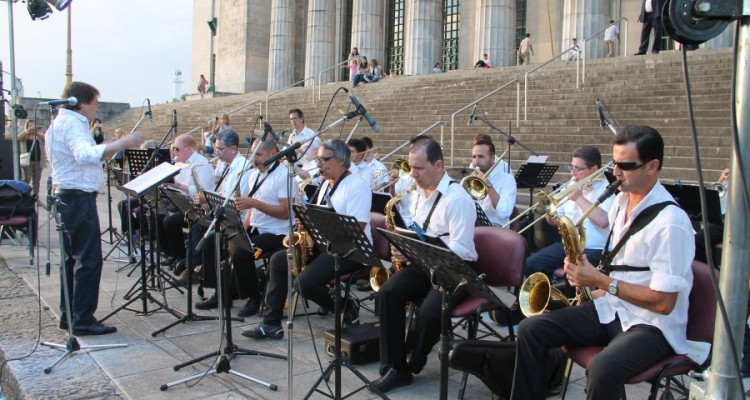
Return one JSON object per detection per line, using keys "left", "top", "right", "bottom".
{"left": 599, "top": 200, "right": 677, "bottom": 274}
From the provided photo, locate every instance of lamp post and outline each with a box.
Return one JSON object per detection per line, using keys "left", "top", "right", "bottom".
{"left": 4, "top": 0, "right": 21, "bottom": 180}
{"left": 66, "top": 5, "right": 72, "bottom": 85}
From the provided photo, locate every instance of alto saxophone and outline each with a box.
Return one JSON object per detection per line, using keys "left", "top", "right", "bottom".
{"left": 370, "top": 181, "right": 417, "bottom": 291}
{"left": 191, "top": 166, "right": 211, "bottom": 214}
{"left": 282, "top": 174, "right": 315, "bottom": 276}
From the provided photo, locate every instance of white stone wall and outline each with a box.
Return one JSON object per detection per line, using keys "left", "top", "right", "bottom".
{"left": 305, "top": 0, "right": 336, "bottom": 85}
{"left": 475, "top": 0, "right": 516, "bottom": 67}
{"left": 191, "top": 0, "right": 213, "bottom": 93}
{"left": 404, "top": 0, "right": 443, "bottom": 76}
{"left": 268, "top": 0, "right": 296, "bottom": 90}
{"left": 351, "top": 0, "right": 386, "bottom": 67}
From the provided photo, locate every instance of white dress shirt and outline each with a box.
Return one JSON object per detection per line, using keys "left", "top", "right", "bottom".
{"left": 287, "top": 125, "right": 320, "bottom": 163}
{"left": 594, "top": 181, "right": 694, "bottom": 354}
{"left": 45, "top": 108, "right": 106, "bottom": 192}
{"left": 557, "top": 177, "right": 614, "bottom": 250}
{"left": 349, "top": 161, "right": 376, "bottom": 188}
{"left": 315, "top": 173, "right": 373, "bottom": 245}
{"left": 394, "top": 176, "right": 415, "bottom": 227}
{"left": 178, "top": 151, "right": 214, "bottom": 198}
{"left": 409, "top": 172, "right": 477, "bottom": 261}
{"left": 473, "top": 166, "right": 517, "bottom": 227}
{"left": 247, "top": 161, "right": 296, "bottom": 235}
{"left": 219, "top": 154, "right": 251, "bottom": 199}
{"left": 369, "top": 158, "right": 390, "bottom": 190}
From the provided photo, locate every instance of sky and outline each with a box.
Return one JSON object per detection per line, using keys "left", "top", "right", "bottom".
{"left": 1, "top": 0, "right": 193, "bottom": 107}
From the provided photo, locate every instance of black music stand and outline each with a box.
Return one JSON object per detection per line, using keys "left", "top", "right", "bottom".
{"left": 514, "top": 163, "right": 557, "bottom": 237}
{"left": 474, "top": 203, "right": 492, "bottom": 227}
{"left": 378, "top": 228, "right": 505, "bottom": 400}
{"left": 293, "top": 205, "right": 388, "bottom": 400}
{"left": 102, "top": 164, "right": 129, "bottom": 261}
{"left": 371, "top": 192, "right": 406, "bottom": 228}
{"left": 100, "top": 162, "right": 183, "bottom": 322}
{"left": 162, "top": 191, "right": 285, "bottom": 393}
{"left": 151, "top": 187, "right": 218, "bottom": 337}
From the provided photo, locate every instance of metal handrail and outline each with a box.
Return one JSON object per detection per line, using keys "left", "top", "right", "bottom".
{"left": 183, "top": 99, "right": 263, "bottom": 137}
{"left": 317, "top": 59, "right": 350, "bottom": 100}
{"left": 523, "top": 47, "right": 577, "bottom": 120}
{"left": 379, "top": 121, "right": 445, "bottom": 163}
{"left": 578, "top": 17, "right": 628, "bottom": 88}
{"left": 264, "top": 76, "right": 316, "bottom": 117}
{"left": 449, "top": 78, "right": 518, "bottom": 166}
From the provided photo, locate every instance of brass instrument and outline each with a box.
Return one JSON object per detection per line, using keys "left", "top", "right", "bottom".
{"left": 519, "top": 180, "right": 622, "bottom": 316}
{"left": 370, "top": 181, "right": 418, "bottom": 291}
{"left": 372, "top": 158, "right": 412, "bottom": 192}
{"left": 504, "top": 161, "right": 614, "bottom": 234}
{"left": 460, "top": 149, "right": 509, "bottom": 200}
{"left": 191, "top": 166, "right": 211, "bottom": 214}
{"left": 709, "top": 181, "right": 728, "bottom": 198}
{"left": 283, "top": 173, "right": 316, "bottom": 276}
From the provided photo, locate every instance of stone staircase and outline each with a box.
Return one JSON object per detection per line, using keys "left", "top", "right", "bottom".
{"left": 106, "top": 47, "right": 733, "bottom": 186}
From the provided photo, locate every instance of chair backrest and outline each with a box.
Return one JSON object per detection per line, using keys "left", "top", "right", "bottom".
{"left": 687, "top": 260, "right": 717, "bottom": 344}
{"left": 473, "top": 226, "right": 526, "bottom": 287}
{"left": 369, "top": 212, "right": 390, "bottom": 260}
{"left": 508, "top": 206, "right": 521, "bottom": 232}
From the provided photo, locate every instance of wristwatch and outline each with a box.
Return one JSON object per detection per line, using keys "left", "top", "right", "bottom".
{"left": 607, "top": 279, "right": 619, "bottom": 296}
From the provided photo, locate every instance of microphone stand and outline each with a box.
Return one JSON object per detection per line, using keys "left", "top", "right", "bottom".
{"left": 475, "top": 114, "right": 539, "bottom": 174}
{"left": 343, "top": 115, "right": 365, "bottom": 143}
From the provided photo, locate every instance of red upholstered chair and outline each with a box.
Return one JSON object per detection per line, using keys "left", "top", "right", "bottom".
{"left": 451, "top": 226, "right": 526, "bottom": 399}
{"left": 508, "top": 206, "right": 522, "bottom": 232}
{"left": 0, "top": 181, "right": 37, "bottom": 265}
{"left": 559, "top": 260, "right": 716, "bottom": 400}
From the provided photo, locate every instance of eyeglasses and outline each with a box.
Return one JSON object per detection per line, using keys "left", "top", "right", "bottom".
{"left": 567, "top": 164, "right": 590, "bottom": 173}
{"left": 614, "top": 161, "right": 649, "bottom": 171}
{"left": 173, "top": 147, "right": 180, "bottom": 152}
{"left": 215, "top": 146, "right": 227, "bottom": 154}
{"left": 315, "top": 156, "right": 335, "bottom": 164}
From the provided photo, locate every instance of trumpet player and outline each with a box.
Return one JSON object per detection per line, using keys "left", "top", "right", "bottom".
{"left": 363, "top": 136, "right": 390, "bottom": 190}
{"left": 287, "top": 108, "right": 321, "bottom": 181}
{"left": 524, "top": 146, "right": 613, "bottom": 281}
{"left": 511, "top": 126, "right": 695, "bottom": 400}
{"left": 243, "top": 139, "right": 372, "bottom": 340}
{"left": 348, "top": 138, "right": 377, "bottom": 187}
{"left": 470, "top": 134, "right": 517, "bottom": 226}
{"left": 371, "top": 135, "right": 477, "bottom": 393}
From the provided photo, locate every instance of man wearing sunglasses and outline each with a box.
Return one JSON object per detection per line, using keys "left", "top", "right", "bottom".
{"left": 511, "top": 126, "right": 694, "bottom": 399}
{"left": 524, "top": 145, "right": 613, "bottom": 286}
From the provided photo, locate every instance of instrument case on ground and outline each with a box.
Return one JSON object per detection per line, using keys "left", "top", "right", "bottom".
{"left": 325, "top": 322, "right": 379, "bottom": 365}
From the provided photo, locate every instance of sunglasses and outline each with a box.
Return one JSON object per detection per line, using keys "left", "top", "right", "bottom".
{"left": 614, "top": 161, "right": 649, "bottom": 171}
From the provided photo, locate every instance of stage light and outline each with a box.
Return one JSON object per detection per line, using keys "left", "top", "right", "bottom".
{"left": 27, "top": 0, "right": 52, "bottom": 20}
{"left": 47, "top": 0, "right": 72, "bottom": 11}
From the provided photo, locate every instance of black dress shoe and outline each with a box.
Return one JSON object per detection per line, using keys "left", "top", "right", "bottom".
{"left": 237, "top": 297, "right": 261, "bottom": 317}
{"left": 634, "top": 51, "right": 646, "bottom": 56}
{"left": 369, "top": 367, "right": 413, "bottom": 393}
{"left": 58, "top": 320, "right": 68, "bottom": 330}
{"left": 173, "top": 258, "right": 186, "bottom": 275}
{"left": 73, "top": 323, "right": 117, "bottom": 336}
{"left": 195, "top": 294, "right": 225, "bottom": 310}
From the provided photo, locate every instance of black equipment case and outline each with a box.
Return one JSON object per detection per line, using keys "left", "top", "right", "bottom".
{"left": 324, "top": 322, "right": 380, "bottom": 365}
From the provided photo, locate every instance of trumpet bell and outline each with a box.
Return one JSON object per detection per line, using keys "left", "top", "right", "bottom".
{"left": 369, "top": 267, "right": 390, "bottom": 292}
{"left": 461, "top": 176, "right": 488, "bottom": 200}
{"left": 519, "top": 272, "right": 572, "bottom": 317}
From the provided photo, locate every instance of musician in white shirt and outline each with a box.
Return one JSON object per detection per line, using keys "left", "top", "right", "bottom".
{"left": 469, "top": 135, "right": 517, "bottom": 226}
{"left": 287, "top": 108, "right": 321, "bottom": 181}
{"left": 372, "top": 136, "right": 477, "bottom": 393}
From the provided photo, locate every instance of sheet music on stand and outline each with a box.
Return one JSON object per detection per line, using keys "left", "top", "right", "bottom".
{"left": 120, "top": 162, "right": 182, "bottom": 198}
{"left": 203, "top": 191, "right": 253, "bottom": 252}
{"left": 160, "top": 187, "right": 211, "bottom": 227}
{"left": 514, "top": 161, "right": 558, "bottom": 190}
{"left": 125, "top": 148, "right": 171, "bottom": 178}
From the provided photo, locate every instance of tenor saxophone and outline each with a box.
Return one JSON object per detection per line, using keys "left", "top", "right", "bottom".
{"left": 282, "top": 174, "right": 315, "bottom": 276}
{"left": 370, "top": 181, "right": 417, "bottom": 291}
{"left": 191, "top": 166, "right": 211, "bottom": 214}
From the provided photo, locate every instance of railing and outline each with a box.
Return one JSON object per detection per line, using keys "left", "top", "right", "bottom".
{"left": 449, "top": 78, "right": 518, "bottom": 166}
{"left": 264, "top": 76, "right": 316, "bottom": 117}
{"left": 522, "top": 47, "right": 577, "bottom": 120}
{"left": 317, "top": 59, "right": 350, "bottom": 100}
{"left": 183, "top": 99, "right": 263, "bottom": 137}
{"left": 577, "top": 18, "right": 628, "bottom": 88}
{"left": 377, "top": 121, "right": 445, "bottom": 163}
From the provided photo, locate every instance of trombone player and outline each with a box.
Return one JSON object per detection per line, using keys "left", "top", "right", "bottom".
{"left": 468, "top": 134, "right": 517, "bottom": 226}
{"left": 524, "top": 146, "right": 613, "bottom": 281}
{"left": 511, "top": 126, "right": 695, "bottom": 399}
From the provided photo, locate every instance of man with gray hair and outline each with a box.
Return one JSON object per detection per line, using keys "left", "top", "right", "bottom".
{"left": 243, "top": 139, "right": 372, "bottom": 339}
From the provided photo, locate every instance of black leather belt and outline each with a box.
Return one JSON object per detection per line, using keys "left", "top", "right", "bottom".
{"left": 54, "top": 188, "right": 98, "bottom": 197}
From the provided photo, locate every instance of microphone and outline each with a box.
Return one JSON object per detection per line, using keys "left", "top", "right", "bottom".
{"left": 467, "top": 104, "right": 478, "bottom": 126}
{"left": 171, "top": 109, "right": 177, "bottom": 135}
{"left": 596, "top": 99, "right": 607, "bottom": 130}
{"left": 146, "top": 99, "right": 152, "bottom": 122}
{"left": 344, "top": 89, "right": 381, "bottom": 133}
{"left": 263, "top": 141, "right": 301, "bottom": 167}
{"left": 40, "top": 97, "right": 77, "bottom": 106}
{"left": 245, "top": 136, "right": 256, "bottom": 147}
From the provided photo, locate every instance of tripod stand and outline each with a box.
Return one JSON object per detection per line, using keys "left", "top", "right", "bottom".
{"left": 151, "top": 187, "right": 218, "bottom": 336}
{"left": 100, "top": 162, "right": 182, "bottom": 322}
{"left": 40, "top": 196, "right": 127, "bottom": 373}
{"left": 102, "top": 163, "right": 129, "bottom": 262}
{"left": 292, "top": 205, "right": 387, "bottom": 400}
{"left": 161, "top": 192, "right": 285, "bottom": 391}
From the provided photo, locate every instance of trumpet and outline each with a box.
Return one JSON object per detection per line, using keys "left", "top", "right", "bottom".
{"left": 709, "top": 181, "right": 728, "bottom": 198}
{"left": 372, "top": 158, "right": 412, "bottom": 192}
{"left": 460, "top": 149, "right": 509, "bottom": 200}
{"left": 504, "top": 161, "right": 613, "bottom": 233}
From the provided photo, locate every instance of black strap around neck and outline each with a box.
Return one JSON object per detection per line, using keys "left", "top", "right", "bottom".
{"left": 317, "top": 170, "right": 350, "bottom": 206}
{"left": 214, "top": 164, "right": 231, "bottom": 192}
{"left": 417, "top": 180, "right": 456, "bottom": 233}
{"left": 248, "top": 161, "right": 279, "bottom": 198}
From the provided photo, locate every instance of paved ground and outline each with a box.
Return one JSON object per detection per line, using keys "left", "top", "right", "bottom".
{"left": 0, "top": 171, "right": 715, "bottom": 399}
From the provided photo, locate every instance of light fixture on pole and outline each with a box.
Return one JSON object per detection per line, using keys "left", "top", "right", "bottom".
{"left": 27, "top": 0, "right": 52, "bottom": 20}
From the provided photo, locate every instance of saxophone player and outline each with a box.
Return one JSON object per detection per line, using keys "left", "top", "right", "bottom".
{"left": 230, "top": 137, "right": 296, "bottom": 317}
{"left": 523, "top": 146, "right": 613, "bottom": 282}
{"left": 371, "top": 135, "right": 477, "bottom": 393}
{"left": 242, "top": 139, "right": 372, "bottom": 339}
{"left": 511, "top": 126, "right": 695, "bottom": 399}
{"left": 470, "top": 134, "right": 517, "bottom": 226}
{"left": 158, "top": 134, "right": 214, "bottom": 274}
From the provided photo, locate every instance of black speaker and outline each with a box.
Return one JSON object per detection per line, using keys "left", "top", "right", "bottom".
{"left": 0, "top": 139, "right": 16, "bottom": 180}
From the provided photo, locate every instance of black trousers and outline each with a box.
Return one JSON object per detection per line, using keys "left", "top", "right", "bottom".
{"left": 262, "top": 249, "right": 366, "bottom": 327}
{"left": 638, "top": 11, "right": 663, "bottom": 53}
{"left": 160, "top": 211, "right": 186, "bottom": 259}
{"left": 377, "top": 268, "right": 467, "bottom": 374}
{"left": 510, "top": 301, "right": 674, "bottom": 400}
{"left": 118, "top": 198, "right": 141, "bottom": 235}
{"left": 57, "top": 192, "right": 103, "bottom": 326}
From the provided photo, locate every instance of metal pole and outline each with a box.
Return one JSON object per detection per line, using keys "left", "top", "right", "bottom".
{"left": 6, "top": 0, "right": 20, "bottom": 180}
{"left": 66, "top": 6, "right": 72, "bottom": 85}
{"left": 704, "top": 15, "right": 750, "bottom": 400}
{"left": 209, "top": 0, "right": 216, "bottom": 87}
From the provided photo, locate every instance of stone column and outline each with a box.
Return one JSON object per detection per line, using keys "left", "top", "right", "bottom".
{"left": 474, "top": 0, "right": 515, "bottom": 67}
{"left": 561, "top": 0, "right": 609, "bottom": 60}
{"left": 305, "top": 0, "right": 336, "bottom": 86}
{"left": 351, "top": 0, "right": 386, "bottom": 65}
{"left": 404, "top": 0, "right": 442, "bottom": 76}
{"left": 268, "top": 0, "right": 296, "bottom": 90}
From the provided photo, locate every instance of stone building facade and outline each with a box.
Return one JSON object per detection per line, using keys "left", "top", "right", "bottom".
{"left": 191, "top": 0, "right": 733, "bottom": 94}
